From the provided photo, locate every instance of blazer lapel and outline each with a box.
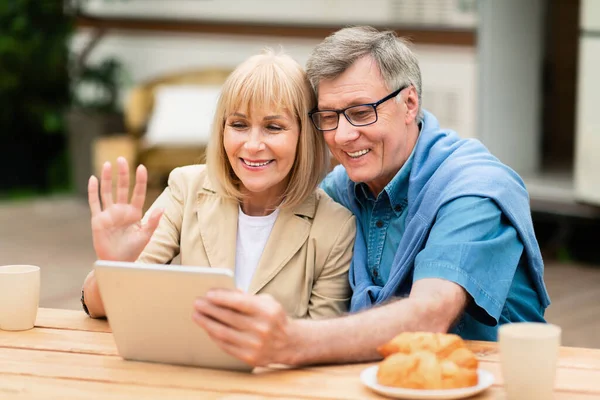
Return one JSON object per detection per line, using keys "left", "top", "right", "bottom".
{"left": 247, "top": 193, "right": 317, "bottom": 294}
{"left": 196, "top": 180, "right": 238, "bottom": 273}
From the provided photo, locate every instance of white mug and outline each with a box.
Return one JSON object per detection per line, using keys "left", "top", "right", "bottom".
{"left": 499, "top": 322, "right": 561, "bottom": 400}
{"left": 0, "top": 265, "right": 41, "bottom": 331}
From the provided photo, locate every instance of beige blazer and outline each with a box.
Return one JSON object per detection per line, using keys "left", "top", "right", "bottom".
{"left": 138, "top": 165, "right": 356, "bottom": 319}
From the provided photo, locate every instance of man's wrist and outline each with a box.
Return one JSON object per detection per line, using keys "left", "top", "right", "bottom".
{"left": 280, "top": 318, "right": 312, "bottom": 366}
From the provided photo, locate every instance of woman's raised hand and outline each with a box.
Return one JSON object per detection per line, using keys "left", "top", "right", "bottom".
{"left": 87, "top": 157, "right": 164, "bottom": 262}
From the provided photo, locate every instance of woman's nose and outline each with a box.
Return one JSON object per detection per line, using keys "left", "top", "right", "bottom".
{"left": 244, "top": 129, "right": 265, "bottom": 152}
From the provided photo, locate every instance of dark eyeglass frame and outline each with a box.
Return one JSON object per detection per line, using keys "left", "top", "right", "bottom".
{"left": 308, "top": 84, "right": 410, "bottom": 131}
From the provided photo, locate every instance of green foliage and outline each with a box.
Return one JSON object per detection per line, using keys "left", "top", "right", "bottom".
{"left": 0, "top": 0, "right": 73, "bottom": 193}
{"left": 557, "top": 246, "right": 572, "bottom": 263}
{"left": 0, "top": 0, "right": 129, "bottom": 196}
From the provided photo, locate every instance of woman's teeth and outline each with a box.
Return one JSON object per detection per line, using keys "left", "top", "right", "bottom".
{"left": 346, "top": 149, "right": 370, "bottom": 158}
{"left": 243, "top": 159, "right": 271, "bottom": 167}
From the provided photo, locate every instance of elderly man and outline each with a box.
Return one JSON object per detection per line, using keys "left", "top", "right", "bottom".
{"left": 193, "top": 26, "right": 550, "bottom": 366}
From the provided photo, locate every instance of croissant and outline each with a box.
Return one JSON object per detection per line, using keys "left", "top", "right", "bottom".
{"left": 446, "top": 347, "right": 478, "bottom": 370}
{"left": 376, "top": 332, "right": 479, "bottom": 390}
{"left": 377, "top": 332, "right": 465, "bottom": 358}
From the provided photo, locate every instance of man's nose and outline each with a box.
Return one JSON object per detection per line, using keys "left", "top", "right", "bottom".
{"left": 334, "top": 114, "right": 359, "bottom": 145}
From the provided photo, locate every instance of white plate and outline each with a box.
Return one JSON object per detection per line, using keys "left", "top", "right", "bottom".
{"left": 360, "top": 366, "right": 495, "bottom": 399}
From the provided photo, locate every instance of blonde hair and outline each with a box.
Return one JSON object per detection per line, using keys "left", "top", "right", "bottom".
{"left": 206, "top": 49, "right": 329, "bottom": 209}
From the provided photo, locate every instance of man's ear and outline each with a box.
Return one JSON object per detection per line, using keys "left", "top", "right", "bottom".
{"left": 404, "top": 86, "right": 419, "bottom": 124}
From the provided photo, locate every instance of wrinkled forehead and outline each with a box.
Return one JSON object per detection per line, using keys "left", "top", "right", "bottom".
{"left": 317, "top": 80, "right": 388, "bottom": 110}
{"left": 316, "top": 58, "right": 389, "bottom": 108}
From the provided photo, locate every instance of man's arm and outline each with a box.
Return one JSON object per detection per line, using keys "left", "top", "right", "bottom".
{"left": 288, "top": 278, "right": 466, "bottom": 364}
{"left": 193, "top": 278, "right": 466, "bottom": 366}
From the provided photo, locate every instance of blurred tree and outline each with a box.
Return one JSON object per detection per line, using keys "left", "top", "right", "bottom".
{"left": 0, "top": 0, "right": 73, "bottom": 195}
{"left": 64, "top": 0, "right": 129, "bottom": 198}
{"left": 0, "top": 0, "right": 127, "bottom": 197}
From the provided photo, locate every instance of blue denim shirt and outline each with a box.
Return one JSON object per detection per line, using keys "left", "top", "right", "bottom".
{"left": 352, "top": 146, "right": 414, "bottom": 287}
{"left": 320, "top": 110, "right": 549, "bottom": 341}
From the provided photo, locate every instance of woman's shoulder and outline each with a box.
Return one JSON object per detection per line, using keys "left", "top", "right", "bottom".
{"left": 312, "top": 188, "right": 355, "bottom": 226}
{"left": 167, "top": 164, "right": 210, "bottom": 190}
{"left": 168, "top": 164, "right": 208, "bottom": 181}
{"left": 162, "top": 164, "right": 214, "bottom": 206}
{"left": 307, "top": 189, "right": 356, "bottom": 259}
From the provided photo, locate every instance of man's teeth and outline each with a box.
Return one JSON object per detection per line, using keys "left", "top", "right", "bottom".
{"left": 243, "top": 159, "right": 271, "bottom": 167}
{"left": 346, "top": 149, "right": 370, "bottom": 158}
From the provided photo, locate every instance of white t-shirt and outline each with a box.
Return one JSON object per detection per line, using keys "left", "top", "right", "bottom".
{"left": 234, "top": 206, "right": 280, "bottom": 292}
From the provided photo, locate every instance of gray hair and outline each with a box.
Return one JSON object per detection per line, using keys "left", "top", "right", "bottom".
{"left": 306, "top": 26, "right": 423, "bottom": 119}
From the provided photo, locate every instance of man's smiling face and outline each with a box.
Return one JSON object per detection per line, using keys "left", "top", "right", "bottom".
{"left": 317, "top": 56, "right": 418, "bottom": 195}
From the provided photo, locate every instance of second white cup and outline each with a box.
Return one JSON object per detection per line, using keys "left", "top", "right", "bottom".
{"left": 499, "top": 322, "right": 561, "bottom": 400}
{"left": 0, "top": 265, "right": 40, "bottom": 331}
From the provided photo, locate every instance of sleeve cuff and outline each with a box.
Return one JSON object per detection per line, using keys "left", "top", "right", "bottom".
{"left": 413, "top": 262, "right": 502, "bottom": 326}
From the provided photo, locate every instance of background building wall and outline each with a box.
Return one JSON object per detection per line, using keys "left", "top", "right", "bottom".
{"left": 72, "top": 0, "right": 478, "bottom": 138}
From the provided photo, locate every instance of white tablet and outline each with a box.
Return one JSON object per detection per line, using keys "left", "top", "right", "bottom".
{"left": 94, "top": 260, "right": 253, "bottom": 372}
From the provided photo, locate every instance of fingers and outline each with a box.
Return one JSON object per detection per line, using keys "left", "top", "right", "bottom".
{"left": 115, "top": 157, "right": 130, "bottom": 204}
{"left": 202, "top": 290, "right": 268, "bottom": 316}
{"left": 192, "top": 312, "right": 259, "bottom": 366}
{"left": 100, "top": 161, "right": 114, "bottom": 208}
{"left": 98, "top": 158, "right": 145, "bottom": 209}
{"left": 194, "top": 297, "right": 257, "bottom": 332}
{"left": 192, "top": 309, "right": 253, "bottom": 344}
{"left": 193, "top": 292, "right": 290, "bottom": 367}
{"left": 142, "top": 208, "right": 164, "bottom": 236}
{"left": 87, "top": 176, "right": 101, "bottom": 217}
{"left": 130, "top": 164, "right": 148, "bottom": 211}
{"left": 214, "top": 341, "right": 259, "bottom": 367}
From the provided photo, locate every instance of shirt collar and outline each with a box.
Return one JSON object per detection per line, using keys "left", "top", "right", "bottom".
{"left": 353, "top": 123, "right": 422, "bottom": 215}
{"left": 385, "top": 146, "right": 415, "bottom": 215}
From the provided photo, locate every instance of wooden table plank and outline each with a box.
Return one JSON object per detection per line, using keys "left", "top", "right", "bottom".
{"left": 304, "top": 343, "right": 600, "bottom": 376}
{"left": 0, "top": 374, "right": 280, "bottom": 400}
{"left": 34, "top": 308, "right": 110, "bottom": 333}
{"left": 0, "top": 328, "right": 117, "bottom": 356}
{"left": 2, "top": 347, "right": 600, "bottom": 399}
{"left": 9, "top": 322, "right": 600, "bottom": 373}
{"left": 31, "top": 309, "right": 600, "bottom": 371}
{"left": 471, "top": 362, "right": 600, "bottom": 396}
{"left": 3, "top": 374, "right": 599, "bottom": 400}
{"left": 7, "top": 309, "right": 599, "bottom": 398}
{"left": 0, "top": 347, "right": 380, "bottom": 400}
{"left": 283, "top": 359, "right": 600, "bottom": 396}
{"left": 468, "top": 341, "right": 600, "bottom": 370}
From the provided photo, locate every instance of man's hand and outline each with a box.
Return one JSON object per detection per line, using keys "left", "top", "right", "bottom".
{"left": 192, "top": 290, "right": 296, "bottom": 367}
{"left": 192, "top": 279, "right": 468, "bottom": 367}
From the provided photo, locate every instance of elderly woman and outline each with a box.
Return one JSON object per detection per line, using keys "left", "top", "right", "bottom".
{"left": 81, "top": 50, "right": 356, "bottom": 321}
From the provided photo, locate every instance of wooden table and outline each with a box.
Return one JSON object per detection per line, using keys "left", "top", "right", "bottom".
{"left": 1, "top": 309, "right": 600, "bottom": 399}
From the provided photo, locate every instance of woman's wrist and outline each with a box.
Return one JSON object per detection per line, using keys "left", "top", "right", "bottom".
{"left": 82, "top": 271, "right": 106, "bottom": 318}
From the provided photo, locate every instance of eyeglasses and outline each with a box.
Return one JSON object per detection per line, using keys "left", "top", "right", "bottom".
{"left": 309, "top": 85, "right": 409, "bottom": 131}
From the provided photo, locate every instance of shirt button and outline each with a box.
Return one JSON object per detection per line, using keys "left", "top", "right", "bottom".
{"left": 373, "top": 270, "right": 379, "bottom": 278}
{"left": 376, "top": 220, "right": 384, "bottom": 228}
{"left": 394, "top": 205, "right": 402, "bottom": 212}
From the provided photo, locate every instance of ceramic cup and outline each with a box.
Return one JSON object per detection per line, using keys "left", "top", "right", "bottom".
{"left": 0, "top": 265, "right": 40, "bottom": 331}
{"left": 499, "top": 322, "right": 561, "bottom": 400}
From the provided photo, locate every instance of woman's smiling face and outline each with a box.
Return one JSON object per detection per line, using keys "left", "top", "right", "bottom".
{"left": 223, "top": 106, "right": 299, "bottom": 200}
